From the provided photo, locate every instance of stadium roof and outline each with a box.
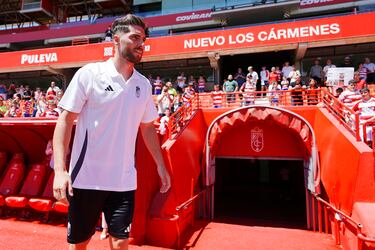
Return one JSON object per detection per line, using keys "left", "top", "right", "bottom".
{"left": 0, "top": 0, "right": 133, "bottom": 26}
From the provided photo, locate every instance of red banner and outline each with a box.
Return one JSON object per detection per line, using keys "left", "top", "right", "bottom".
{"left": 300, "top": 0, "right": 355, "bottom": 9}
{"left": 0, "top": 12, "right": 374, "bottom": 72}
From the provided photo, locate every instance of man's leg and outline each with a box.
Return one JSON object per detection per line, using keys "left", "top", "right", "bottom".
{"left": 109, "top": 237, "right": 129, "bottom": 250}
{"left": 104, "top": 191, "right": 135, "bottom": 250}
{"left": 67, "top": 189, "right": 108, "bottom": 249}
{"left": 69, "top": 239, "right": 91, "bottom": 250}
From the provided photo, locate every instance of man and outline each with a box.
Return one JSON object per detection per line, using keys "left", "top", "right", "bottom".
{"left": 352, "top": 88, "right": 375, "bottom": 144}
{"left": 234, "top": 68, "right": 246, "bottom": 88}
{"left": 281, "top": 61, "right": 293, "bottom": 81}
{"left": 47, "top": 81, "right": 60, "bottom": 96}
{"left": 309, "top": 59, "right": 323, "bottom": 86}
{"left": 223, "top": 74, "right": 238, "bottom": 103}
{"left": 340, "top": 56, "right": 354, "bottom": 68}
{"left": 247, "top": 66, "right": 258, "bottom": 84}
{"left": 363, "top": 57, "right": 375, "bottom": 84}
{"left": 53, "top": 14, "right": 171, "bottom": 250}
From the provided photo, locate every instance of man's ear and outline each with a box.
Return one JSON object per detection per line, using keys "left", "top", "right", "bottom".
{"left": 113, "top": 34, "right": 120, "bottom": 45}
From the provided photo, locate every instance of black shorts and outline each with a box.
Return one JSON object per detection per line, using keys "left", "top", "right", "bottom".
{"left": 67, "top": 188, "right": 135, "bottom": 244}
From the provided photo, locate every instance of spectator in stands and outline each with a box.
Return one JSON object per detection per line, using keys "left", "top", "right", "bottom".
{"left": 268, "top": 81, "right": 281, "bottom": 105}
{"left": 340, "top": 56, "right": 354, "bottom": 68}
{"left": 197, "top": 75, "right": 206, "bottom": 93}
{"left": 0, "top": 96, "right": 7, "bottom": 117}
{"left": 291, "top": 81, "right": 304, "bottom": 106}
{"left": 182, "top": 83, "right": 195, "bottom": 105}
{"left": 363, "top": 57, "right": 375, "bottom": 84}
{"left": 240, "top": 75, "right": 256, "bottom": 106}
{"left": 147, "top": 74, "right": 155, "bottom": 86}
{"left": 20, "top": 95, "right": 35, "bottom": 117}
{"left": 18, "top": 85, "right": 25, "bottom": 97}
{"left": 269, "top": 67, "right": 278, "bottom": 86}
{"left": 354, "top": 71, "right": 366, "bottom": 91}
{"left": 153, "top": 75, "right": 163, "bottom": 95}
{"left": 310, "top": 59, "right": 323, "bottom": 86}
{"left": 4, "top": 103, "right": 20, "bottom": 117}
{"left": 334, "top": 88, "right": 344, "bottom": 98}
{"left": 211, "top": 84, "right": 223, "bottom": 108}
{"left": 34, "top": 87, "right": 42, "bottom": 101}
{"left": 176, "top": 72, "right": 186, "bottom": 93}
{"left": 281, "top": 76, "right": 289, "bottom": 90}
{"left": 188, "top": 75, "right": 196, "bottom": 89}
{"left": 47, "top": 81, "right": 60, "bottom": 96}
{"left": 275, "top": 66, "right": 282, "bottom": 83}
{"left": 13, "top": 93, "right": 22, "bottom": 106}
{"left": 339, "top": 80, "right": 361, "bottom": 107}
{"left": 223, "top": 74, "right": 238, "bottom": 103}
{"left": 260, "top": 66, "right": 270, "bottom": 94}
{"left": 352, "top": 88, "right": 375, "bottom": 144}
{"left": 7, "top": 84, "right": 16, "bottom": 100}
{"left": 358, "top": 63, "right": 368, "bottom": 81}
{"left": 23, "top": 85, "right": 32, "bottom": 100}
{"left": 41, "top": 102, "right": 59, "bottom": 118}
{"left": 282, "top": 61, "right": 293, "bottom": 81}
{"left": 157, "top": 86, "right": 173, "bottom": 116}
{"left": 104, "top": 26, "right": 113, "bottom": 42}
{"left": 158, "top": 109, "right": 171, "bottom": 136}
{"left": 0, "top": 84, "right": 7, "bottom": 100}
{"left": 56, "top": 90, "right": 64, "bottom": 102}
{"left": 36, "top": 93, "right": 47, "bottom": 117}
{"left": 288, "top": 65, "right": 301, "bottom": 86}
{"left": 307, "top": 79, "right": 319, "bottom": 105}
{"left": 323, "top": 59, "right": 336, "bottom": 80}
{"left": 247, "top": 66, "right": 259, "bottom": 84}
{"left": 234, "top": 68, "right": 246, "bottom": 88}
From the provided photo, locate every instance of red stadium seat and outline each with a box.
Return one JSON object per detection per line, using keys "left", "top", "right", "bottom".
{"left": 0, "top": 154, "right": 26, "bottom": 197}
{"left": 0, "top": 151, "right": 8, "bottom": 176}
{"left": 0, "top": 154, "right": 26, "bottom": 214}
{"left": 5, "top": 163, "right": 48, "bottom": 208}
{"left": 28, "top": 172, "right": 54, "bottom": 213}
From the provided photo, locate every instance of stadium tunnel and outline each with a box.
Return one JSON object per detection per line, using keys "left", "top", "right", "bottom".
{"left": 204, "top": 106, "right": 320, "bottom": 228}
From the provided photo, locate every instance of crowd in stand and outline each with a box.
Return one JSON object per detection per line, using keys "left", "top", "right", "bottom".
{"left": 1, "top": 57, "right": 374, "bottom": 143}
{"left": 0, "top": 81, "right": 62, "bottom": 118}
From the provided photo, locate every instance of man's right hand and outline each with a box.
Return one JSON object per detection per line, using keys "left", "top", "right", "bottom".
{"left": 53, "top": 170, "right": 73, "bottom": 205}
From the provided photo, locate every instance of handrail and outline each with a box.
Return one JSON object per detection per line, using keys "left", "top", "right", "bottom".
{"left": 311, "top": 193, "right": 375, "bottom": 247}
{"left": 362, "top": 117, "right": 375, "bottom": 144}
{"left": 175, "top": 189, "right": 207, "bottom": 212}
{"left": 320, "top": 89, "right": 361, "bottom": 141}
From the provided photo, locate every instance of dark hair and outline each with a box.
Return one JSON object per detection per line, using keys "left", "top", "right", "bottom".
{"left": 360, "top": 88, "right": 370, "bottom": 94}
{"left": 348, "top": 79, "right": 356, "bottom": 86}
{"left": 111, "top": 14, "right": 149, "bottom": 37}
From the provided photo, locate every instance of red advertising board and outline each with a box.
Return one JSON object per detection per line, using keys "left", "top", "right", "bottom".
{"left": 300, "top": 0, "right": 355, "bottom": 9}
{"left": 144, "top": 9, "right": 212, "bottom": 27}
{"left": 0, "top": 12, "right": 374, "bottom": 72}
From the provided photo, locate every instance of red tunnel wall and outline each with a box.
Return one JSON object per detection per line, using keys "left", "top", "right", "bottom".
{"left": 215, "top": 119, "right": 309, "bottom": 159}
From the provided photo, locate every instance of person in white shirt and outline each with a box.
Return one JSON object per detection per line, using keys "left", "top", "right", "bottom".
{"left": 52, "top": 14, "right": 170, "bottom": 250}
{"left": 282, "top": 61, "right": 293, "bottom": 81}
{"left": 323, "top": 59, "right": 336, "bottom": 79}
{"left": 247, "top": 66, "right": 258, "bottom": 84}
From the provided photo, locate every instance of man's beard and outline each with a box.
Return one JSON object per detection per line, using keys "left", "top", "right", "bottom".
{"left": 121, "top": 46, "right": 142, "bottom": 64}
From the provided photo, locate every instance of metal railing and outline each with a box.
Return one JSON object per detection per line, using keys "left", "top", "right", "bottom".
{"left": 320, "top": 89, "right": 361, "bottom": 141}
{"left": 310, "top": 192, "right": 375, "bottom": 250}
{"left": 163, "top": 89, "right": 374, "bottom": 148}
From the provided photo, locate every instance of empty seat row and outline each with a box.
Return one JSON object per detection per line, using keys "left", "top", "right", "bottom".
{"left": 0, "top": 152, "right": 68, "bottom": 219}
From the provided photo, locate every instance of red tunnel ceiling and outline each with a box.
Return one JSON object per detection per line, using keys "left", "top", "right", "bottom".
{"left": 209, "top": 107, "right": 312, "bottom": 159}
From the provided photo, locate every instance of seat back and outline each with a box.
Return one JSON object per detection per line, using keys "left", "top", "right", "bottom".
{"left": 0, "top": 154, "right": 26, "bottom": 196}
{"left": 42, "top": 171, "right": 54, "bottom": 198}
{"left": 19, "top": 163, "right": 48, "bottom": 196}
{"left": 0, "top": 151, "right": 7, "bottom": 176}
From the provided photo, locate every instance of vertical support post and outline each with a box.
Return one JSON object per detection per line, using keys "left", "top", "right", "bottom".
{"left": 306, "top": 189, "right": 311, "bottom": 229}
{"left": 324, "top": 206, "right": 329, "bottom": 234}
{"left": 318, "top": 200, "right": 322, "bottom": 233}
{"left": 312, "top": 195, "right": 316, "bottom": 231}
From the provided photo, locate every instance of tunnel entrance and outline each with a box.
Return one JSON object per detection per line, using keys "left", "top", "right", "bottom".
{"left": 214, "top": 157, "right": 307, "bottom": 229}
